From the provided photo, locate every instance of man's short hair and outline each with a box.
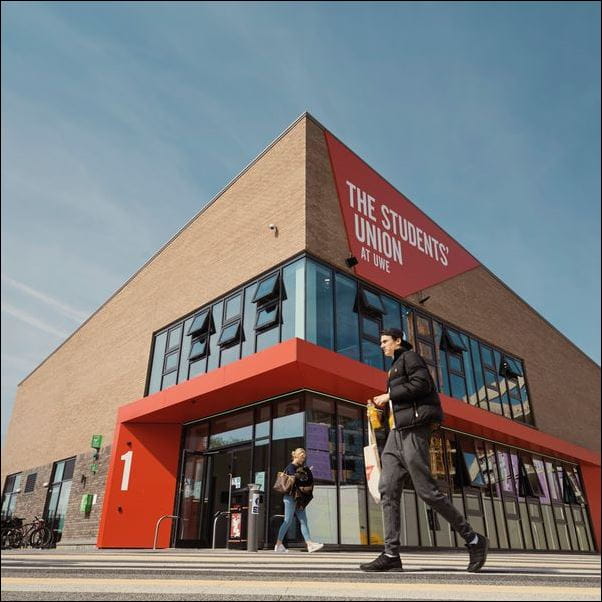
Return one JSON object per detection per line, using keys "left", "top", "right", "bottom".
{"left": 380, "top": 328, "right": 405, "bottom": 341}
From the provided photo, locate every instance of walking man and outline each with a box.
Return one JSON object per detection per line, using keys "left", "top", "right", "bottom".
{"left": 360, "top": 328, "right": 489, "bottom": 573}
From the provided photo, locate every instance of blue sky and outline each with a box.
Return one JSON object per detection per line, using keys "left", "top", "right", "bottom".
{"left": 1, "top": 1, "right": 600, "bottom": 444}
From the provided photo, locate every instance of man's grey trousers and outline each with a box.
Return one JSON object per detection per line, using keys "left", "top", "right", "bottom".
{"left": 378, "top": 425, "right": 476, "bottom": 556}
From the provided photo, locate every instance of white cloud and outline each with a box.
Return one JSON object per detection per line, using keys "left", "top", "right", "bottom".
{"left": 1, "top": 302, "right": 70, "bottom": 339}
{"left": 1, "top": 274, "right": 88, "bottom": 323}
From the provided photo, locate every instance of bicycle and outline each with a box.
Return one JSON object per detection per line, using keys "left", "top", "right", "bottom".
{"left": 21, "top": 516, "right": 54, "bottom": 548}
{"left": 1, "top": 516, "right": 23, "bottom": 549}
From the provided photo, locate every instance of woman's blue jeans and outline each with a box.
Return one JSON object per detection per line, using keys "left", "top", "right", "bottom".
{"left": 277, "top": 495, "right": 311, "bottom": 542}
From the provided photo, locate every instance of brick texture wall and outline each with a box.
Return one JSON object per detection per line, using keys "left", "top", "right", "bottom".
{"left": 7, "top": 445, "right": 110, "bottom": 545}
{"left": 3, "top": 112, "right": 599, "bottom": 538}
{"left": 2, "top": 117, "right": 307, "bottom": 479}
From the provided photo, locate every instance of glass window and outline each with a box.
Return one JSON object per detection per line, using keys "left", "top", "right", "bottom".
{"left": 564, "top": 467, "right": 584, "bottom": 505}
{"left": 187, "top": 309, "right": 211, "bottom": 336}
{"left": 1, "top": 473, "right": 22, "bottom": 519}
{"left": 401, "top": 305, "right": 414, "bottom": 346}
{"left": 281, "top": 258, "right": 305, "bottom": 341}
{"left": 480, "top": 345, "right": 495, "bottom": 368}
{"left": 224, "top": 295, "right": 242, "bottom": 322}
{"left": 163, "top": 350, "right": 179, "bottom": 373}
{"left": 382, "top": 295, "right": 401, "bottom": 332}
{"left": 450, "top": 373, "right": 467, "bottom": 401}
{"left": 532, "top": 457, "right": 550, "bottom": 503}
{"left": 462, "top": 450, "right": 486, "bottom": 487}
{"left": 252, "top": 273, "right": 279, "bottom": 304}
{"left": 362, "top": 315, "right": 381, "bottom": 341}
{"left": 256, "top": 323, "right": 280, "bottom": 352}
{"left": 520, "top": 455, "right": 543, "bottom": 498}
{"left": 272, "top": 397, "right": 304, "bottom": 440}
{"left": 306, "top": 396, "right": 335, "bottom": 483}
{"left": 241, "top": 282, "right": 258, "bottom": 358}
{"left": 417, "top": 341, "right": 435, "bottom": 363}
{"left": 255, "top": 303, "right": 279, "bottom": 331}
{"left": 161, "top": 371, "right": 177, "bottom": 389}
{"left": 337, "top": 403, "right": 366, "bottom": 544}
{"left": 416, "top": 315, "right": 432, "bottom": 338}
{"left": 218, "top": 321, "right": 241, "bottom": 347}
{"left": 209, "top": 411, "right": 253, "bottom": 449}
{"left": 177, "top": 316, "right": 194, "bottom": 382}
{"left": 148, "top": 331, "right": 167, "bottom": 395}
{"left": 335, "top": 273, "right": 359, "bottom": 361}
{"left": 306, "top": 260, "right": 334, "bottom": 350}
{"left": 44, "top": 457, "right": 75, "bottom": 543}
{"left": 448, "top": 353, "right": 464, "bottom": 374}
{"left": 443, "top": 328, "right": 468, "bottom": 352}
{"left": 362, "top": 338, "right": 384, "bottom": 370}
{"left": 207, "top": 301, "right": 224, "bottom": 372}
{"left": 63, "top": 458, "right": 75, "bottom": 481}
{"left": 189, "top": 337, "right": 208, "bottom": 361}
{"left": 360, "top": 288, "right": 385, "bottom": 315}
{"left": 184, "top": 422, "right": 209, "bottom": 452}
{"left": 167, "top": 325, "right": 182, "bottom": 351}
{"left": 501, "top": 356, "right": 523, "bottom": 378}
{"left": 497, "top": 450, "right": 516, "bottom": 496}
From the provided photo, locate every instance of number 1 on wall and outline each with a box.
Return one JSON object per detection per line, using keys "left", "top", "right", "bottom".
{"left": 120, "top": 450, "right": 133, "bottom": 491}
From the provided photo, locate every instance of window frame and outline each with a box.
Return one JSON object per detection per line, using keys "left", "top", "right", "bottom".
{"left": 254, "top": 301, "right": 280, "bottom": 332}
{"left": 218, "top": 320, "right": 242, "bottom": 348}
{"left": 187, "top": 309, "right": 212, "bottom": 337}
{"left": 252, "top": 273, "right": 280, "bottom": 305}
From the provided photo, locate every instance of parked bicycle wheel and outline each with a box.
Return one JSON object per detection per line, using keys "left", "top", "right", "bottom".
{"left": 1, "top": 527, "right": 23, "bottom": 549}
{"left": 29, "top": 526, "right": 54, "bottom": 548}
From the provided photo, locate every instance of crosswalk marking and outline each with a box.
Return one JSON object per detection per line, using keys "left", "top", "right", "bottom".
{"left": 3, "top": 576, "right": 601, "bottom": 601}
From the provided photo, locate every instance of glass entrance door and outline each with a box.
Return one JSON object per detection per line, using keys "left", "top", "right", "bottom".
{"left": 175, "top": 445, "right": 253, "bottom": 548}
{"left": 176, "top": 450, "right": 212, "bottom": 547}
{"left": 209, "top": 446, "right": 253, "bottom": 548}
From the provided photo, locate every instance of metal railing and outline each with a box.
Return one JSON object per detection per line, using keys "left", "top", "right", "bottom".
{"left": 212, "top": 511, "right": 230, "bottom": 549}
{"left": 152, "top": 515, "right": 179, "bottom": 550}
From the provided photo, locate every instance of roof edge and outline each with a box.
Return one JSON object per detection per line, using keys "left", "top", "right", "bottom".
{"left": 17, "top": 112, "right": 313, "bottom": 387}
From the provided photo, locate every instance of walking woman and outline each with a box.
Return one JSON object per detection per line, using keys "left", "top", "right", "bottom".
{"left": 274, "top": 448, "right": 324, "bottom": 553}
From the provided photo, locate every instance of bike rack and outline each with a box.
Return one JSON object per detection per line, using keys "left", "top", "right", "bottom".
{"left": 152, "top": 515, "right": 179, "bottom": 550}
{"left": 212, "top": 511, "right": 230, "bottom": 549}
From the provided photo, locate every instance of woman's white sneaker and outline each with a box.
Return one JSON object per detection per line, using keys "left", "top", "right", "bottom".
{"left": 274, "top": 543, "right": 288, "bottom": 553}
{"left": 307, "top": 542, "right": 324, "bottom": 553}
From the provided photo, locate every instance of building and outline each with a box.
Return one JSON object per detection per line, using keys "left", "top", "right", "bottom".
{"left": 2, "top": 113, "right": 600, "bottom": 553}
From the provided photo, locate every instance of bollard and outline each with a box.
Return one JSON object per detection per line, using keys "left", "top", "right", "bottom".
{"left": 246, "top": 483, "right": 262, "bottom": 552}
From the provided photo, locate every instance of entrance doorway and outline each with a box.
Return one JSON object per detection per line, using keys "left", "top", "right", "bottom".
{"left": 175, "top": 445, "right": 253, "bottom": 548}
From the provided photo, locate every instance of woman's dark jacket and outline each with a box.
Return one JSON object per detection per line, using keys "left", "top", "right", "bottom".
{"left": 283, "top": 463, "right": 314, "bottom": 508}
{"left": 387, "top": 344, "right": 444, "bottom": 429}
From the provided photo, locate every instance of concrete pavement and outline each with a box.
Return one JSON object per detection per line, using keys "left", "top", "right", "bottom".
{"left": 2, "top": 548, "right": 600, "bottom": 600}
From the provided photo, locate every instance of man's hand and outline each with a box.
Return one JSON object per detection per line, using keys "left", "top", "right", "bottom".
{"left": 372, "top": 393, "right": 390, "bottom": 408}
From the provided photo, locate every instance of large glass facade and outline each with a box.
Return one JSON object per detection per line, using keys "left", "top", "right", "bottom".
{"left": 43, "top": 457, "right": 76, "bottom": 544}
{"left": 179, "top": 391, "right": 593, "bottom": 551}
{"left": 1, "top": 473, "right": 22, "bottom": 519}
{"left": 148, "top": 254, "right": 533, "bottom": 428}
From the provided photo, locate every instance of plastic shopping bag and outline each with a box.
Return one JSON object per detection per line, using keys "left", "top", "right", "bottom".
{"left": 363, "top": 417, "right": 381, "bottom": 503}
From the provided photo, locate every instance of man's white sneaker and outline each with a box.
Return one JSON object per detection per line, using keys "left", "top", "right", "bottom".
{"left": 307, "top": 542, "right": 324, "bottom": 553}
{"left": 274, "top": 543, "right": 288, "bottom": 553}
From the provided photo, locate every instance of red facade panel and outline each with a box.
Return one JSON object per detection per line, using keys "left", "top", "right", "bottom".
{"left": 97, "top": 338, "right": 600, "bottom": 550}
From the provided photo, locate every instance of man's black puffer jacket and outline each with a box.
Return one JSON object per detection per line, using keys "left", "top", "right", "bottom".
{"left": 388, "top": 344, "right": 443, "bottom": 429}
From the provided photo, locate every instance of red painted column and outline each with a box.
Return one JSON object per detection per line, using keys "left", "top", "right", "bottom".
{"left": 97, "top": 421, "right": 181, "bottom": 548}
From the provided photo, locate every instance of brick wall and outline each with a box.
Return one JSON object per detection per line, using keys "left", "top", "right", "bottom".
{"left": 2, "top": 116, "right": 307, "bottom": 480}
{"left": 8, "top": 445, "right": 110, "bottom": 545}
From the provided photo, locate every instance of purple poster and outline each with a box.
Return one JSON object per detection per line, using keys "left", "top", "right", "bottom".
{"left": 306, "top": 449, "right": 332, "bottom": 482}
{"left": 306, "top": 422, "right": 330, "bottom": 451}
